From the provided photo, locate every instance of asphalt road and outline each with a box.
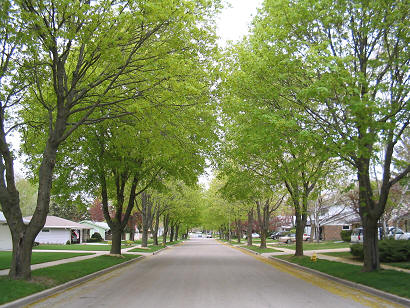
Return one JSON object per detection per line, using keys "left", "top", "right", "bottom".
{"left": 29, "top": 239, "right": 399, "bottom": 308}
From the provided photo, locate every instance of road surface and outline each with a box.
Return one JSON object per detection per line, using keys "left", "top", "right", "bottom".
{"left": 29, "top": 239, "right": 400, "bottom": 308}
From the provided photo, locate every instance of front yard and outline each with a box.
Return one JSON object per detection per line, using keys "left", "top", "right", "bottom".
{"left": 280, "top": 241, "right": 351, "bottom": 250}
{"left": 0, "top": 251, "right": 94, "bottom": 270}
{"left": 0, "top": 254, "right": 142, "bottom": 305}
{"left": 33, "top": 244, "right": 132, "bottom": 251}
{"left": 240, "top": 245, "right": 281, "bottom": 253}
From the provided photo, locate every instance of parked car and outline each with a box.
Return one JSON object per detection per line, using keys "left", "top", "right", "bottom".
{"left": 387, "top": 227, "right": 410, "bottom": 240}
{"left": 303, "top": 233, "right": 310, "bottom": 241}
{"left": 206, "top": 233, "right": 212, "bottom": 238}
{"left": 279, "top": 233, "right": 296, "bottom": 244}
{"left": 270, "top": 231, "right": 285, "bottom": 239}
{"left": 351, "top": 227, "right": 383, "bottom": 243}
{"left": 244, "top": 233, "right": 260, "bottom": 239}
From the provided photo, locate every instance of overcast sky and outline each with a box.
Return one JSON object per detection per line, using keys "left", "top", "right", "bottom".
{"left": 216, "top": 0, "right": 263, "bottom": 45}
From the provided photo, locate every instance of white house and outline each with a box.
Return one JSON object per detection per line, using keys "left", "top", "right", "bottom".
{"left": 24, "top": 215, "right": 90, "bottom": 244}
{"left": 0, "top": 211, "right": 30, "bottom": 250}
{"left": 79, "top": 220, "right": 110, "bottom": 240}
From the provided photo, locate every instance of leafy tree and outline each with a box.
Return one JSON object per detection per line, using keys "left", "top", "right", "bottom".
{"left": 15, "top": 179, "right": 37, "bottom": 216}
{"left": 247, "top": 0, "right": 409, "bottom": 271}
{"left": 1, "top": 0, "right": 220, "bottom": 279}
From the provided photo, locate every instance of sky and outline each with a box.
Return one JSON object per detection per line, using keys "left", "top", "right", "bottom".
{"left": 216, "top": 0, "right": 263, "bottom": 44}
{"left": 198, "top": 0, "right": 263, "bottom": 188}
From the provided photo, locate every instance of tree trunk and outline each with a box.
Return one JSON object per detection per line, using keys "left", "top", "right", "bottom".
{"left": 170, "top": 224, "right": 175, "bottom": 242}
{"left": 175, "top": 224, "right": 179, "bottom": 241}
{"left": 247, "top": 209, "right": 253, "bottom": 246}
{"left": 260, "top": 233, "right": 267, "bottom": 249}
{"left": 235, "top": 219, "right": 241, "bottom": 244}
{"left": 358, "top": 161, "right": 382, "bottom": 271}
{"left": 110, "top": 226, "right": 122, "bottom": 254}
{"left": 294, "top": 211, "right": 306, "bottom": 256}
{"left": 152, "top": 210, "right": 160, "bottom": 246}
{"left": 9, "top": 233, "right": 33, "bottom": 280}
{"left": 141, "top": 224, "right": 149, "bottom": 247}
{"left": 162, "top": 214, "right": 169, "bottom": 245}
{"left": 362, "top": 215, "right": 380, "bottom": 271}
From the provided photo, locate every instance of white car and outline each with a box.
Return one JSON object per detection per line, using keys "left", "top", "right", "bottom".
{"left": 387, "top": 227, "right": 410, "bottom": 240}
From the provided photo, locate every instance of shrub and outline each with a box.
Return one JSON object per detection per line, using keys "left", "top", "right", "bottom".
{"left": 379, "top": 239, "right": 410, "bottom": 262}
{"left": 91, "top": 232, "right": 103, "bottom": 242}
{"left": 66, "top": 240, "right": 71, "bottom": 245}
{"left": 340, "top": 230, "right": 352, "bottom": 242}
{"left": 350, "top": 243, "right": 363, "bottom": 259}
{"left": 350, "top": 240, "right": 410, "bottom": 262}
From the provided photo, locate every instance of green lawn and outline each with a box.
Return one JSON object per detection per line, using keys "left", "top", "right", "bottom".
{"left": 322, "top": 251, "right": 410, "bottom": 270}
{"left": 128, "top": 245, "right": 165, "bottom": 253}
{"left": 0, "top": 254, "right": 141, "bottom": 305}
{"left": 33, "top": 244, "right": 130, "bottom": 251}
{"left": 274, "top": 255, "right": 410, "bottom": 299}
{"left": 284, "top": 241, "right": 350, "bottom": 250}
{"left": 0, "top": 251, "right": 94, "bottom": 270}
{"left": 128, "top": 240, "right": 182, "bottom": 252}
{"left": 241, "top": 245, "right": 281, "bottom": 253}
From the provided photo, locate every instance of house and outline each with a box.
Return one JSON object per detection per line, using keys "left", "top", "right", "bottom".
{"left": 24, "top": 215, "right": 90, "bottom": 244}
{"left": 0, "top": 211, "right": 30, "bottom": 250}
{"left": 79, "top": 220, "right": 110, "bottom": 240}
{"left": 308, "top": 207, "right": 361, "bottom": 241}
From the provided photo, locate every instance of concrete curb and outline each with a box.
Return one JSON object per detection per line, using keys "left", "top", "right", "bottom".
{"left": 0, "top": 255, "right": 145, "bottom": 308}
{"left": 237, "top": 246, "right": 260, "bottom": 255}
{"left": 152, "top": 246, "right": 168, "bottom": 255}
{"left": 269, "top": 256, "right": 410, "bottom": 307}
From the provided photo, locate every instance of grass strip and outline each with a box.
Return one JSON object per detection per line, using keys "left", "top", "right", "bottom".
{"left": 0, "top": 252, "right": 94, "bottom": 270}
{"left": 322, "top": 251, "right": 410, "bottom": 270}
{"left": 241, "top": 245, "right": 281, "bottom": 253}
{"left": 33, "top": 244, "right": 130, "bottom": 251}
{"left": 284, "top": 241, "right": 350, "bottom": 250}
{"left": 275, "top": 255, "right": 410, "bottom": 299}
{"left": 0, "top": 254, "right": 141, "bottom": 305}
{"left": 128, "top": 245, "right": 164, "bottom": 253}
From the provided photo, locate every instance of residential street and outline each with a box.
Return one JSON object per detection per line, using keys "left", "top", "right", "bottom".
{"left": 29, "top": 239, "right": 400, "bottom": 308}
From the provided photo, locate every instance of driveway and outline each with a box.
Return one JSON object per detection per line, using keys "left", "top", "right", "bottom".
{"left": 28, "top": 239, "right": 402, "bottom": 308}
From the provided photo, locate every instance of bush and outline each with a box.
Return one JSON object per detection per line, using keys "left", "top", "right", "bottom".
{"left": 340, "top": 230, "right": 352, "bottom": 242}
{"left": 350, "top": 243, "right": 363, "bottom": 259}
{"left": 350, "top": 240, "right": 410, "bottom": 262}
{"left": 379, "top": 239, "right": 410, "bottom": 262}
{"left": 91, "top": 232, "right": 103, "bottom": 242}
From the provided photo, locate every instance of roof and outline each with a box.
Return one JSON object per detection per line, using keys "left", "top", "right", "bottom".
{"left": 79, "top": 220, "right": 110, "bottom": 231}
{"left": 1, "top": 211, "right": 30, "bottom": 224}
{"left": 24, "top": 215, "right": 90, "bottom": 229}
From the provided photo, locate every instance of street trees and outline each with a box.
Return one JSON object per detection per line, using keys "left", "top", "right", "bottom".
{"left": 1, "top": 0, "right": 220, "bottom": 279}
{"left": 219, "top": 42, "right": 332, "bottom": 255}
{"left": 247, "top": 0, "right": 409, "bottom": 271}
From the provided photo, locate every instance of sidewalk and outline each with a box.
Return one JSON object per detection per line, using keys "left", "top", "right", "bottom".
{"left": 0, "top": 245, "right": 154, "bottom": 276}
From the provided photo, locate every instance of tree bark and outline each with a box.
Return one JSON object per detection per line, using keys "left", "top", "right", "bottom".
{"left": 235, "top": 219, "right": 241, "bottom": 244}
{"left": 152, "top": 209, "right": 160, "bottom": 246}
{"left": 294, "top": 210, "right": 307, "bottom": 256}
{"left": 175, "top": 224, "right": 179, "bottom": 241}
{"left": 110, "top": 225, "right": 122, "bottom": 254}
{"left": 162, "top": 214, "right": 169, "bottom": 245}
{"left": 247, "top": 208, "right": 253, "bottom": 246}
{"left": 170, "top": 224, "right": 175, "bottom": 242}
{"left": 140, "top": 192, "right": 153, "bottom": 248}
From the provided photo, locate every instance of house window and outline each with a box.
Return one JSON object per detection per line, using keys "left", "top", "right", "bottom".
{"left": 342, "top": 225, "right": 350, "bottom": 230}
{"left": 42, "top": 229, "right": 50, "bottom": 232}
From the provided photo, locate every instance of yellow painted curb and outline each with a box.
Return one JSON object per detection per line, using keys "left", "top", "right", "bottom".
{"left": 220, "top": 241, "right": 406, "bottom": 308}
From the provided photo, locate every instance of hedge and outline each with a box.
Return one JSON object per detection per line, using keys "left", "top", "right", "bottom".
{"left": 350, "top": 239, "right": 410, "bottom": 262}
